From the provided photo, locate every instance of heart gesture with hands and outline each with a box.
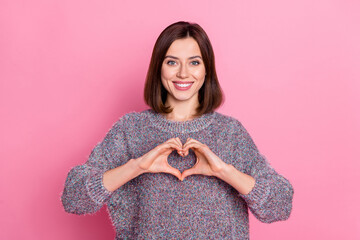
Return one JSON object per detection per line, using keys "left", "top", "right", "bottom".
{"left": 137, "top": 137, "right": 184, "bottom": 180}
{"left": 180, "top": 137, "right": 227, "bottom": 181}
{"left": 136, "top": 137, "right": 228, "bottom": 181}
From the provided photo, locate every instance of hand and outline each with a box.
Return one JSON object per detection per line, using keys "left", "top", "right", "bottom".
{"left": 180, "top": 137, "right": 228, "bottom": 181}
{"left": 135, "top": 137, "right": 184, "bottom": 180}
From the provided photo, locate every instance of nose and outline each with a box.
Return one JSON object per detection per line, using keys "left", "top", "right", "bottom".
{"left": 177, "top": 65, "right": 189, "bottom": 78}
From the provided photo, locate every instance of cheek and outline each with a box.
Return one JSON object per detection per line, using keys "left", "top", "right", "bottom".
{"left": 161, "top": 66, "right": 176, "bottom": 80}
{"left": 192, "top": 67, "right": 206, "bottom": 79}
{"left": 161, "top": 68, "right": 172, "bottom": 90}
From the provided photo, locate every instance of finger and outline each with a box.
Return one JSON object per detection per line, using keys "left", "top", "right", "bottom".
{"left": 167, "top": 137, "right": 181, "bottom": 147}
{"left": 182, "top": 141, "right": 203, "bottom": 156}
{"left": 182, "top": 138, "right": 196, "bottom": 155}
{"left": 184, "top": 137, "right": 192, "bottom": 146}
{"left": 184, "top": 137, "right": 201, "bottom": 144}
{"left": 165, "top": 164, "right": 182, "bottom": 180}
{"left": 156, "top": 143, "right": 182, "bottom": 157}
{"left": 163, "top": 142, "right": 183, "bottom": 152}
{"left": 181, "top": 166, "right": 199, "bottom": 180}
{"left": 168, "top": 138, "right": 184, "bottom": 151}
{"left": 174, "top": 137, "right": 185, "bottom": 156}
{"left": 182, "top": 138, "right": 202, "bottom": 148}
{"left": 166, "top": 137, "right": 183, "bottom": 147}
{"left": 174, "top": 137, "right": 183, "bottom": 148}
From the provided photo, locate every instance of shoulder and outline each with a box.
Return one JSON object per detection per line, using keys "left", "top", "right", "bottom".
{"left": 212, "top": 111, "right": 246, "bottom": 133}
{"left": 213, "top": 112, "right": 258, "bottom": 150}
{"left": 123, "top": 108, "right": 153, "bottom": 122}
{"left": 113, "top": 108, "right": 152, "bottom": 128}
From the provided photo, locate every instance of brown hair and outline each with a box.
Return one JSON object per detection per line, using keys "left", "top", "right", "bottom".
{"left": 143, "top": 21, "right": 224, "bottom": 117}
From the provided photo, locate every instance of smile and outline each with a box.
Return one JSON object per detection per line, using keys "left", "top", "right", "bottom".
{"left": 173, "top": 81, "right": 194, "bottom": 90}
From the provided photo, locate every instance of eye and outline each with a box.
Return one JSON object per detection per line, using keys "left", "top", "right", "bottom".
{"left": 166, "top": 60, "right": 176, "bottom": 66}
{"left": 191, "top": 61, "right": 200, "bottom": 66}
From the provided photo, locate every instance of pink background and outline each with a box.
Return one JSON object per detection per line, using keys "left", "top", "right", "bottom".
{"left": 1, "top": 0, "right": 359, "bottom": 239}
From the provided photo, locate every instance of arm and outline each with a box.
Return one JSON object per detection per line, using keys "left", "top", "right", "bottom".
{"left": 221, "top": 120, "right": 294, "bottom": 223}
{"left": 215, "top": 164, "right": 256, "bottom": 196}
{"left": 60, "top": 116, "right": 134, "bottom": 215}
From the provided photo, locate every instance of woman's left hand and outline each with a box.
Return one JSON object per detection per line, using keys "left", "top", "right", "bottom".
{"left": 180, "top": 137, "right": 228, "bottom": 181}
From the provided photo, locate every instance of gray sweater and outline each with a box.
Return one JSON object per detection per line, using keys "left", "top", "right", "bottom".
{"left": 61, "top": 108, "right": 294, "bottom": 239}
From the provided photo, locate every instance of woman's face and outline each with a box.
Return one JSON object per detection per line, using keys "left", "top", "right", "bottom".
{"left": 161, "top": 37, "right": 206, "bottom": 106}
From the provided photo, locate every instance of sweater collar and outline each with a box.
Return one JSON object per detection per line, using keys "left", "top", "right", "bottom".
{"left": 146, "top": 108, "right": 215, "bottom": 133}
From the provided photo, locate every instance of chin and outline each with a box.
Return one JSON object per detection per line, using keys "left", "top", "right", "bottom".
{"left": 172, "top": 93, "right": 197, "bottom": 102}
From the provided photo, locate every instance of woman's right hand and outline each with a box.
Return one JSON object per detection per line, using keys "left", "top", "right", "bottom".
{"left": 135, "top": 137, "right": 184, "bottom": 181}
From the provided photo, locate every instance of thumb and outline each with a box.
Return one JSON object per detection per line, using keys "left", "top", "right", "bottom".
{"left": 165, "top": 164, "right": 182, "bottom": 181}
{"left": 181, "top": 167, "right": 198, "bottom": 181}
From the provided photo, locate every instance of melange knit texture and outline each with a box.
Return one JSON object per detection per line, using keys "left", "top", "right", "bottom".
{"left": 61, "top": 108, "right": 294, "bottom": 239}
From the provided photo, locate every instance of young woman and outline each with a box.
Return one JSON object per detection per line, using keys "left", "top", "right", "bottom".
{"left": 61, "top": 21, "right": 294, "bottom": 239}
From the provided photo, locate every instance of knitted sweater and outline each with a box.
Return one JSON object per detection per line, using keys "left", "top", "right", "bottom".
{"left": 61, "top": 108, "right": 294, "bottom": 239}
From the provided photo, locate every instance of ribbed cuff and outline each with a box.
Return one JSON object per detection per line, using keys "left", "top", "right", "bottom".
{"left": 238, "top": 178, "right": 270, "bottom": 207}
{"left": 86, "top": 170, "right": 113, "bottom": 204}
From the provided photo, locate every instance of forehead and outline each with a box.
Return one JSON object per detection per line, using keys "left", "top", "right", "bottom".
{"left": 165, "top": 37, "right": 202, "bottom": 57}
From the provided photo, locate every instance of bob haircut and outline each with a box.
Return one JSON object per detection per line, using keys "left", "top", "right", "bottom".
{"left": 144, "top": 21, "right": 224, "bottom": 117}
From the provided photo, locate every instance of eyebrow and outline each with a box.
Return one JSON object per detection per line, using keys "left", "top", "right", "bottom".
{"left": 164, "top": 55, "right": 202, "bottom": 60}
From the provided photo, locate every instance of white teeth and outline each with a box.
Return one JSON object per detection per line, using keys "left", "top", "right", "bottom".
{"left": 175, "top": 83, "right": 192, "bottom": 87}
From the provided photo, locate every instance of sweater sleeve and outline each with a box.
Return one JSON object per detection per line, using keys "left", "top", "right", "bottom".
{"left": 232, "top": 120, "right": 294, "bottom": 223}
{"left": 60, "top": 115, "right": 130, "bottom": 215}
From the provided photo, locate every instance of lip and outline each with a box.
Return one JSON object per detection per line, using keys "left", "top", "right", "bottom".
{"left": 173, "top": 81, "right": 194, "bottom": 91}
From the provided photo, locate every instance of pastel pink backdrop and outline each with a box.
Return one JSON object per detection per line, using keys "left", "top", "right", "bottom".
{"left": 1, "top": 0, "right": 359, "bottom": 239}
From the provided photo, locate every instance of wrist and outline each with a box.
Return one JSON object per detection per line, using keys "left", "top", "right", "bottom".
{"left": 130, "top": 157, "right": 149, "bottom": 176}
{"left": 213, "top": 162, "right": 233, "bottom": 180}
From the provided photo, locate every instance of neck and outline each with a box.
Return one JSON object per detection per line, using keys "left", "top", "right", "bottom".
{"left": 163, "top": 96, "right": 200, "bottom": 121}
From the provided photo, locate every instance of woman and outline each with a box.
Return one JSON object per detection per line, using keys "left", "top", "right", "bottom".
{"left": 61, "top": 21, "right": 294, "bottom": 239}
